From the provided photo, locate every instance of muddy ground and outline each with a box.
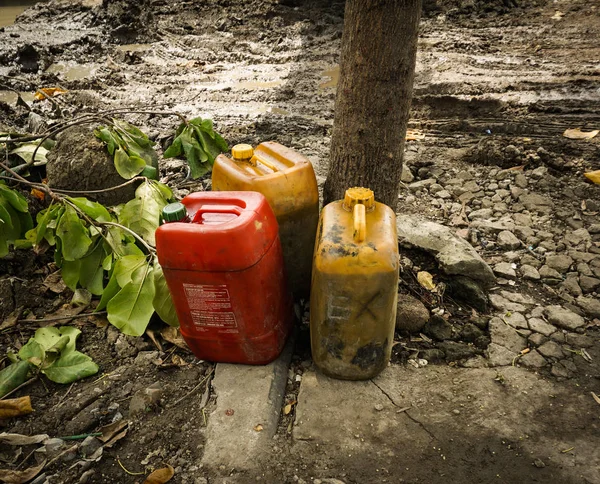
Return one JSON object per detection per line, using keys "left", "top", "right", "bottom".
{"left": 0, "top": 0, "right": 599, "bottom": 483}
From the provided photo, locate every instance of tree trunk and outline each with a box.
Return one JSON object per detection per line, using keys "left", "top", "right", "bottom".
{"left": 323, "top": 0, "right": 422, "bottom": 208}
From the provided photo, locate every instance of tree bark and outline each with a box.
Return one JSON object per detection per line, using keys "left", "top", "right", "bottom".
{"left": 323, "top": 0, "right": 422, "bottom": 208}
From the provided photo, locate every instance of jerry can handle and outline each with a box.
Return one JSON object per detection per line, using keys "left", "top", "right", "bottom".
{"left": 192, "top": 205, "right": 243, "bottom": 223}
{"left": 251, "top": 153, "right": 279, "bottom": 172}
{"left": 353, "top": 203, "right": 367, "bottom": 243}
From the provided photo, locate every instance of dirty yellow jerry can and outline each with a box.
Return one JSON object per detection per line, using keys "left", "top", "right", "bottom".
{"left": 212, "top": 141, "right": 319, "bottom": 299}
{"left": 310, "top": 188, "right": 399, "bottom": 380}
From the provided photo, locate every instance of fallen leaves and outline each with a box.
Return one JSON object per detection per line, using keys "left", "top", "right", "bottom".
{"left": 417, "top": 271, "right": 436, "bottom": 291}
{"left": 0, "top": 397, "right": 33, "bottom": 419}
{"left": 0, "top": 433, "right": 49, "bottom": 446}
{"left": 591, "top": 392, "right": 600, "bottom": 406}
{"left": 98, "top": 420, "right": 129, "bottom": 448}
{"left": 0, "top": 460, "right": 45, "bottom": 484}
{"left": 34, "top": 88, "right": 68, "bottom": 101}
{"left": 563, "top": 128, "right": 599, "bottom": 140}
{"left": 406, "top": 129, "right": 425, "bottom": 141}
{"left": 584, "top": 170, "right": 600, "bottom": 185}
{"left": 144, "top": 465, "right": 175, "bottom": 484}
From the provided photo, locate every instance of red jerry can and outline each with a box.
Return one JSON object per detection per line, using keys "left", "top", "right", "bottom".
{"left": 155, "top": 191, "right": 292, "bottom": 364}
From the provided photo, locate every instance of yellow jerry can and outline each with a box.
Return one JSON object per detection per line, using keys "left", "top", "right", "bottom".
{"left": 310, "top": 187, "right": 399, "bottom": 380}
{"left": 212, "top": 141, "right": 319, "bottom": 298}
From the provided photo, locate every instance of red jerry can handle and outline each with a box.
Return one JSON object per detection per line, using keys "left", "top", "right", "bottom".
{"left": 191, "top": 205, "right": 243, "bottom": 224}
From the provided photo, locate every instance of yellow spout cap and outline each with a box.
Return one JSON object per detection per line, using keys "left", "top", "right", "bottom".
{"left": 231, "top": 144, "right": 254, "bottom": 160}
{"left": 343, "top": 187, "right": 375, "bottom": 211}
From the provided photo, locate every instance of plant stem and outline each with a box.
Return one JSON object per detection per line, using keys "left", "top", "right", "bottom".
{"left": 101, "top": 221, "right": 156, "bottom": 254}
{"left": 17, "top": 311, "right": 107, "bottom": 324}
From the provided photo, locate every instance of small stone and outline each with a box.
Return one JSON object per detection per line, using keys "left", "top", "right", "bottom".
{"left": 560, "top": 276, "right": 582, "bottom": 297}
{"left": 533, "top": 458, "right": 546, "bottom": 468}
{"left": 134, "top": 351, "right": 160, "bottom": 367}
{"left": 437, "top": 190, "right": 451, "bottom": 199}
{"left": 551, "top": 363, "right": 570, "bottom": 378}
{"left": 527, "top": 318, "right": 556, "bottom": 336}
{"left": 575, "top": 296, "right": 600, "bottom": 318}
{"left": 565, "top": 333, "right": 595, "bottom": 348}
{"left": 460, "top": 323, "right": 484, "bottom": 342}
{"left": 537, "top": 341, "right": 564, "bottom": 359}
{"left": 438, "top": 341, "right": 477, "bottom": 361}
{"left": 545, "top": 255, "right": 574, "bottom": 273}
{"left": 79, "top": 436, "right": 102, "bottom": 458}
{"left": 489, "top": 317, "right": 526, "bottom": 352}
{"left": 565, "top": 228, "right": 591, "bottom": 247}
{"left": 520, "top": 265, "right": 540, "bottom": 280}
{"left": 422, "top": 315, "right": 453, "bottom": 341}
{"left": 401, "top": 164, "right": 414, "bottom": 183}
{"left": 129, "top": 382, "right": 164, "bottom": 416}
{"left": 42, "top": 438, "right": 65, "bottom": 460}
{"left": 514, "top": 174, "right": 528, "bottom": 188}
{"left": 494, "top": 262, "right": 516, "bottom": 279}
{"left": 446, "top": 276, "right": 488, "bottom": 312}
{"left": 579, "top": 275, "right": 600, "bottom": 294}
{"left": 504, "top": 312, "right": 528, "bottom": 329}
{"left": 500, "top": 291, "right": 536, "bottom": 305}
{"left": 469, "top": 208, "right": 494, "bottom": 220}
{"left": 544, "top": 306, "right": 585, "bottom": 331}
{"left": 519, "top": 193, "right": 553, "bottom": 213}
{"left": 519, "top": 349, "right": 547, "bottom": 368}
{"left": 408, "top": 178, "right": 436, "bottom": 191}
{"left": 489, "top": 294, "right": 526, "bottom": 313}
{"left": 114, "top": 334, "right": 137, "bottom": 359}
{"left": 487, "top": 343, "right": 517, "bottom": 367}
{"left": 497, "top": 231, "right": 521, "bottom": 250}
{"left": 539, "top": 265, "right": 562, "bottom": 284}
{"left": 395, "top": 293, "right": 430, "bottom": 333}
{"left": 374, "top": 404, "right": 384, "bottom": 412}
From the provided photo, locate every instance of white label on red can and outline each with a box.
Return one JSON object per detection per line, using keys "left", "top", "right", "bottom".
{"left": 183, "top": 283, "right": 238, "bottom": 332}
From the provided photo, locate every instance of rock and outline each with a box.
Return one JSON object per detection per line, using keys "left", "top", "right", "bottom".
{"left": 497, "top": 231, "right": 521, "bottom": 250}
{"left": 396, "top": 215, "right": 496, "bottom": 286}
{"left": 395, "top": 294, "right": 429, "bottom": 333}
{"left": 134, "top": 350, "right": 160, "bottom": 367}
{"left": 408, "top": 178, "right": 436, "bottom": 191}
{"left": 537, "top": 341, "right": 564, "bottom": 359}
{"left": 528, "top": 333, "right": 546, "bottom": 347}
{"left": 514, "top": 174, "right": 528, "bottom": 188}
{"left": 577, "top": 262, "right": 593, "bottom": 276}
{"left": 437, "top": 190, "right": 451, "bottom": 199}
{"left": 79, "top": 436, "right": 102, "bottom": 458}
{"left": 500, "top": 291, "right": 536, "bottom": 305}
{"left": 560, "top": 275, "right": 582, "bottom": 297}
{"left": 538, "top": 265, "right": 562, "bottom": 284}
{"left": 579, "top": 275, "right": 600, "bottom": 294}
{"left": 518, "top": 193, "right": 553, "bottom": 213}
{"left": 588, "top": 224, "right": 600, "bottom": 234}
{"left": 315, "top": 479, "right": 346, "bottom": 484}
{"left": 527, "top": 318, "right": 556, "bottom": 336}
{"left": 114, "top": 335, "right": 138, "bottom": 359}
{"left": 489, "top": 294, "right": 526, "bottom": 313}
{"left": 504, "top": 311, "right": 528, "bottom": 329}
{"left": 438, "top": 341, "right": 476, "bottom": 361}
{"left": 41, "top": 438, "right": 66, "bottom": 460}
{"left": 422, "top": 315, "right": 453, "bottom": 341}
{"left": 565, "top": 333, "right": 595, "bottom": 348}
{"left": 565, "top": 228, "right": 591, "bottom": 247}
{"left": 521, "top": 254, "right": 543, "bottom": 269}
{"left": 460, "top": 323, "right": 484, "bottom": 342}
{"left": 401, "top": 164, "right": 414, "bottom": 183}
{"left": 575, "top": 296, "right": 600, "bottom": 318}
{"left": 519, "top": 350, "right": 547, "bottom": 368}
{"left": 545, "top": 255, "right": 573, "bottom": 273}
{"left": 420, "top": 348, "right": 445, "bottom": 362}
{"left": 46, "top": 126, "right": 139, "bottom": 206}
{"left": 544, "top": 306, "right": 585, "bottom": 331}
{"left": 520, "top": 265, "right": 541, "bottom": 280}
{"left": 493, "top": 262, "right": 516, "bottom": 279}
{"left": 468, "top": 208, "right": 494, "bottom": 220}
{"left": 129, "top": 382, "right": 163, "bottom": 416}
{"left": 488, "top": 317, "right": 526, "bottom": 352}
{"left": 487, "top": 343, "right": 517, "bottom": 367}
{"left": 446, "top": 276, "right": 488, "bottom": 312}
{"left": 551, "top": 363, "right": 570, "bottom": 378}
{"left": 16, "top": 44, "right": 40, "bottom": 73}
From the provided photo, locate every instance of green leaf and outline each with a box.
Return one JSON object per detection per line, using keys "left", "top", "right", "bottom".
{"left": 152, "top": 263, "right": 179, "bottom": 327}
{"left": 0, "top": 183, "right": 28, "bottom": 212}
{"left": 213, "top": 131, "right": 229, "bottom": 152}
{"left": 79, "top": 243, "right": 105, "bottom": 295}
{"left": 113, "top": 119, "right": 154, "bottom": 149}
{"left": 56, "top": 205, "right": 92, "bottom": 261}
{"left": 10, "top": 142, "right": 48, "bottom": 164}
{"left": 0, "top": 199, "right": 22, "bottom": 241}
{"left": 113, "top": 254, "right": 147, "bottom": 287}
{"left": 104, "top": 226, "right": 144, "bottom": 258}
{"left": 163, "top": 135, "right": 182, "bottom": 158}
{"left": 0, "top": 361, "right": 31, "bottom": 398}
{"left": 61, "top": 259, "right": 81, "bottom": 291}
{"left": 18, "top": 339, "right": 45, "bottom": 366}
{"left": 196, "top": 128, "right": 221, "bottom": 163}
{"left": 94, "top": 127, "right": 118, "bottom": 155}
{"left": 58, "top": 326, "right": 82, "bottom": 354}
{"left": 107, "top": 264, "right": 155, "bottom": 336}
{"left": 96, "top": 269, "right": 119, "bottom": 311}
{"left": 118, "top": 181, "right": 169, "bottom": 246}
{"left": 67, "top": 197, "right": 112, "bottom": 223}
{"left": 43, "top": 351, "right": 98, "bottom": 384}
{"left": 114, "top": 147, "right": 145, "bottom": 180}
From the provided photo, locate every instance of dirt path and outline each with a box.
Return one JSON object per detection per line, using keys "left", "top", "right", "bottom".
{"left": 0, "top": 0, "right": 599, "bottom": 483}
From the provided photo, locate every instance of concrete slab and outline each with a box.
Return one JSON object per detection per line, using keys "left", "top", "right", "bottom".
{"left": 293, "top": 365, "right": 600, "bottom": 483}
{"left": 201, "top": 336, "right": 293, "bottom": 471}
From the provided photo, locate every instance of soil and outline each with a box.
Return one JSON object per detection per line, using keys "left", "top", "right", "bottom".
{"left": 0, "top": 0, "right": 599, "bottom": 483}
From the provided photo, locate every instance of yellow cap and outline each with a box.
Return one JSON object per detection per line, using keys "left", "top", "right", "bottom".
{"left": 231, "top": 144, "right": 254, "bottom": 160}
{"left": 343, "top": 187, "right": 375, "bottom": 211}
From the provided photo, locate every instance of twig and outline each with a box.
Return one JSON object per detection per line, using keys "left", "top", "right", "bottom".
{"left": 0, "top": 161, "right": 60, "bottom": 201}
{"left": 17, "top": 311, "right": 106, "bottom": 324}
{"left": 54, "top": 382, "right": 75, "bottom": 409}
{"left": 117, "top": 457, "right": 145, "bottom": 476}
{"left": 171, "top": 367, "right": 214, "bottom": 408}
{"left": 0, "top": 376, "right": 38, "bottom": 400}
{"left": 48, "top": 176, "right": 146, "bottom": 195}
{"left": 101, "top": 221, "right": 156, "bottom": 254}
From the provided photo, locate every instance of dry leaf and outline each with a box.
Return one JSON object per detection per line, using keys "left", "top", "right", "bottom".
{"left": 160, "top": 327, "right": 190, "bottom": 351}
{"left": 283, "top": 401, "right": 297, "bottom": 415}
{"left": 406, "top": 129, "right": 425, "bottom": 141}
{"left": 254, "top": 424, "right": 263, "bottom": 432}
{"left": 584, "top": 170, "right": 600, "bottom": 184}
{"left": 43, "top": 270, "right": 67, "bottom": 294}
{"left": 0, "top": 460, "right": 45, "bottom": 484}
{"left": 551, "top": 10, "right": 564, "bottom": 20}
{"left": 417, "top": 271, "right": 436, "bottom": 291}
{"left": 30, "top": 188, "right": 46, "bottom": 201}
{"left": 143, "top": 465, "right": 175, "bottom": 484}
{"left": 0, "top": 433, "right": 49, "bottom": 446}
{"left": 34, "top": 87, "right": 67, "bottom": 100}
{"left": 146, "top": 329, "right": 163, "bottom": 352}
{"left": 0, "top": 308, "right": 22, "bottom": 331}
{"left": 563, "top": 128, "right": 599, "bottom": 140}
{"left": 98, "top": 420, "right": 129, "bottom": 446}
{"left": 591, "top": 392, "right": 600, "bottom": 406}
{"left": 0, "top": 397, "right": 33, "bottom": 419}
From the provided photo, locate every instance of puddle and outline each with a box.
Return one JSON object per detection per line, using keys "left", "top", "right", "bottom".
{"left": 0, "top": 90, "right": 35, "bottom": 105}
{"left": 116, "top": 44, "right": 153, "bottom": 53}
{"left": 46, "top": 62, "right": 97, "bottom": 81}
{"left": 319, "top": 66, "right": 339, "bottom": 90}
{"left": 0, "top": 1, "right": 40, "bottom": 28}
{"left": 236, "top": 80, "right": 284, "bottom": 90}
